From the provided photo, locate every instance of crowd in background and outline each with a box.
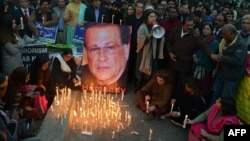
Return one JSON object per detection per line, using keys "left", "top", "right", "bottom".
{"left": 0, "top": 0, "right": 250, "bottom": 140}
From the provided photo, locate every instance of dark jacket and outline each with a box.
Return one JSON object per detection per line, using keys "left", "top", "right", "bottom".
{"left": 84, "top": 6, "right": 110, "bottom": 23}
{"left": 167, "top": 26, "right": 212, "bottom": 72}
{"left": 14, "top": 8, "right": 34, "bottom": 38}
{"left": 218, "top": 35, "right": 247, "bottom": 81}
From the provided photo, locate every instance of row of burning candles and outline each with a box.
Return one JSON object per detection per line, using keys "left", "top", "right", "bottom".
{"left": 51, "top": 87, "right": 131, "bottom": 137}
{"left": 102, "top": 14, "right": 123, "bottom": 25}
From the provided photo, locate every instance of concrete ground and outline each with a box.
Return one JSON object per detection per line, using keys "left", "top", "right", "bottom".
{"left": 35, "top": 82, "right": 189, "bottom": 141}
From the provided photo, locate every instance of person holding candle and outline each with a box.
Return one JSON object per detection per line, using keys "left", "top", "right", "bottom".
{"left": 136, "top": 69, "right": 174, "bottom": 120}
{"left": 163, "top": 77, "right": 207, "bottom": 127}
{"left": 0, "top": 71, "right": 43, "bottom": 141}
{"left": 28, "top": 54, "right": 51, "bottom": 108}
{"left": 82, "top": 23, "right": 131, "bottom": 88}
{"left": 2, "top": 66, "right": 42, "bottom": 120}
{"left": 51, "top": 48, "right": 81, "bottom": 90}
{"left": 186, "top": 96, "right": 239, "bottom": 141}
{"left": 28, "top": 0, "right": 59, "bottom": 39}
{"left": 108, "top": 1, "right": 123, "bottom": 24}
{"left": 85, "top": 0, "right": 110, "bottom": 23}
{"left": 0, "top": 13, "right": 25, "bottom": 76}
{"left": 14, "top": 0, "right": 34, "bottom": 38}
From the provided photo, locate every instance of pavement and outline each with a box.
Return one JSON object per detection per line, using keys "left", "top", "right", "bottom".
{"left": 35, "top": 82, "right": 189, "bottom": 141}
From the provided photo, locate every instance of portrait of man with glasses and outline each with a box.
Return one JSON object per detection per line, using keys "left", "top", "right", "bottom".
{"left": 82, "top": 23, "right": 131, "bottom": 90}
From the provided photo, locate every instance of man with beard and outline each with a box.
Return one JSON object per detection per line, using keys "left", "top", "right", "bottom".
{"left": 166, "top": 14, "right": 217, "bottom": 100}
{"left": 28, "top": 0, "right": 58, "bottom": 39}
{"left": 213, "top": 14, "right": 227, "bottom": 41}
{"left": 159, "top": 6, "right": 181, "bottom": 69}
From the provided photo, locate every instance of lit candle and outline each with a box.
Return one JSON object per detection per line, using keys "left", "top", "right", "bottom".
{"left": 121, "top": 90, "right": 124, "bottom": 101}
{"left": 117, "top": 125, "right": 120, "bottom": 132}
{"left": 115, "top": 88, "right": 118, "bottom": 97}
{"left": 74, "top": 110, "right": 77, "bottom": 122}
{"left": 125, "top": 111, "right": 128, "bottom": 121}
{"left": 104, "top": 86, "right": 106, "bottom": 96}
{"left": 120, "top": 19, "right": 122, "bottom": 25}
{"left": 85, "top": 121, "right": 88, "bottom": 131}
{"left": 119, "top": 123, "right": 124, "bottom": 129}
{"left": 80, "top": 107, "right": 82, "bottom": 118}
{"left": 112, "top": 14, "right": 114, "bottom": 24}
{"left": 149, "top": 129, "right": 152, "bottom": 140}
{"left": 73, "top": 122, "right": 75, "bottom": 130}
{"left": 146, "top": 101, "right": 149, "bottom": 113}
{"left": 20, "top": 17, "right": 24, "bottom": 29}
{"left": 112, "top": 131, "right": 115, "bottom": 139}
{"left": 77, "top": 101, "right": 80, "bottom": 111}
{"left": 42, "top": 16, "right": 45, "bottom": 23}
{"left": 170, "top": 99, "right": 176, "bottom": 113}
{"left": 183, "top": 114, "right": 188, "bottom": 128}
{"left": 101, "top": 15, "right": 104, "bottom": 23}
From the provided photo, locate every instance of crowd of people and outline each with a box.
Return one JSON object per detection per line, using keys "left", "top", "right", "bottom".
{"left": 0, "top": 0, "right": 250, "bottom": 140}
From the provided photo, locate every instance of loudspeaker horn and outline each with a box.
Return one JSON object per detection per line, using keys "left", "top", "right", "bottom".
{"left": 152, "top": 24, "right": 165, "bottom": 39}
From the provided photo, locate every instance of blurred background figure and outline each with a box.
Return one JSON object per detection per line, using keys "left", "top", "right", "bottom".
{"left": 0, "top": 14, "right": 25, "bottom": 76}
{"left": 64, "top": 0, "right": 87, "bottom": 46}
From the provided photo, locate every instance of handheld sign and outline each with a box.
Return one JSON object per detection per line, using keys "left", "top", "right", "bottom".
{"left": 73, "top": 24, "right": 85, "bottom": 44}
{"left": 35, "top": 21, "right": 58, "bottom": 43}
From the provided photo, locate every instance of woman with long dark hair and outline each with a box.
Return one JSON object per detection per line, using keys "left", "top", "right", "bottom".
{"left": 136, "top": 8, "right": 165, "bottom": 90}
{"left": 0, "top": 14, "right": 25, "bottom": 76}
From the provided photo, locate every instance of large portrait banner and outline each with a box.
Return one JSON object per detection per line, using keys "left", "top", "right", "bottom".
{"left": 81, "top": 23, "right": 132, "bottom": 94}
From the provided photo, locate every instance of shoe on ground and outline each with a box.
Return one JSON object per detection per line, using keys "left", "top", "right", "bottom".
{"left": 170, "top": 119, "right": 183, "bottom": 127}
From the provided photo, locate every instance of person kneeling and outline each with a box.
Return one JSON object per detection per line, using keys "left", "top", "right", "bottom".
{"left": 136, "top": 69, "right": 174, "bottom": 120}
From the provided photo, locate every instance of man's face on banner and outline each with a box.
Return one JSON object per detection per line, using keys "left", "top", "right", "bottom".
{"left": 85, "top": 25, "right": 129, "bottom": 85}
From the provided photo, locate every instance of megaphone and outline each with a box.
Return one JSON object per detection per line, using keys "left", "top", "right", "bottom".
{"left": 152, "top": 24, "right": 165, "bottom": 39}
